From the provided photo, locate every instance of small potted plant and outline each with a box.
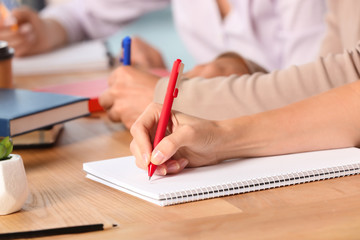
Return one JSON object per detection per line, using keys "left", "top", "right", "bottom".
{"left": 0, "top": 137, "right": 29, "bottom": 215}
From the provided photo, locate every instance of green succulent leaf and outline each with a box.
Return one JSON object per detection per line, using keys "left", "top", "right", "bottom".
{"left": 0, "top": 144, "right": 6, "bottom": 160}
{"left": 0, "top": 137, "right": 13, "bottom": 160}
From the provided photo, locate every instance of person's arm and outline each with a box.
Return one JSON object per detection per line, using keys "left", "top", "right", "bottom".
{"left": 184, "top": 52, "right": 267, "bottom": 79}
{"left": 131, "top": 80, "right": 360, "bottom": 175}
{"left": 154, "top": 43, "right": 360, "bottom": 120}
{"left": 41, "top": 0, "right": 170, "bottom": 44}
{"left": 218, "top": 80, "right": 360, "bottom": 158}
{"left": 98, "top": 52, "right": 258, "bottom": 129}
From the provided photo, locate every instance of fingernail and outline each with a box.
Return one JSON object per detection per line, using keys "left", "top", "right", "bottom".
{"left": 142, "top": 153, "right": 150, "bottom": 165}
{"left": 179, "top": 159, "right": 189, "bottom": 169}
{"left": 151, "top": 149, "right": 165, "bottom": 164}
{"left": 155, "top": 165, "right": 167, "bottom": 175}
{"left": 167, "top": 162, "right": 180, "bottom": 172}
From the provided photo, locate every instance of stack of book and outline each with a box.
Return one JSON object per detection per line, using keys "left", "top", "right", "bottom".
{"left": 0, "top": 88, "right": 90, "bottom": 147}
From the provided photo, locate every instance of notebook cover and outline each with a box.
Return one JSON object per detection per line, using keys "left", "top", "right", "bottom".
{"left": 35, "top": 79, "right": 107, "bottom": 113}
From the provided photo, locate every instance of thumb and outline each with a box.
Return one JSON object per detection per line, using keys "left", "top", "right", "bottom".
{"left": 151, "top": 125, "right": 195, "bottom": 165}
{"left": 183, "top": 64, "right": 205, "bottom": 79}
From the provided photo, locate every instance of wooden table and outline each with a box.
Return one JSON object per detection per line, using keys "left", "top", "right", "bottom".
{"left": 1, "top": 71, "right": 360, "bottom": 240}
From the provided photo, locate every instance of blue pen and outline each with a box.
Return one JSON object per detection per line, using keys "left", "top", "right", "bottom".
{"left": 121, "top": 36, "right": 131, "bottom": 65}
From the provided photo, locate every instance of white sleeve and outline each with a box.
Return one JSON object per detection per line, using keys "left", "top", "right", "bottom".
{"left": 40, "top": 0, "right": 170, "bottom": 43}
{"left": 275, "top": 0, "right": 327, "bottom": 67}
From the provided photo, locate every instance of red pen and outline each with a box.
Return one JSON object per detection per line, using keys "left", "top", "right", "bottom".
{"left": 148, "top": 59, "right": 184, "bottom": 180}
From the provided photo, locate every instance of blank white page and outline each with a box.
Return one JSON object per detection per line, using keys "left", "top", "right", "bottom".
{"left": 83, "top": 147, "right": 360, "bottom": 206}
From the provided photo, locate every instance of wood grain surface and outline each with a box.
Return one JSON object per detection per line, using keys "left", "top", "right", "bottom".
{"left": 1, "top": 72, "right": 359, "bottom": 239}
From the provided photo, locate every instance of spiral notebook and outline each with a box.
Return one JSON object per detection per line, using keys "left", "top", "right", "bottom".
{"left": 83, "top": 147, "right": 360, "bottom": 206}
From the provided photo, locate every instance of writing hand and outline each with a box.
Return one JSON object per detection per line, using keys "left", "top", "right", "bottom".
{"left": 99, "top": 66, "right": 160, "bottom": 129}
{"left": 130, "top": 103, "right": 224, "bottom": 175}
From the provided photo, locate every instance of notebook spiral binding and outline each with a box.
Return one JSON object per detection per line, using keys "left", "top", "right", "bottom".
{"left": 160, "top": 163, "right": 360, "bottom": 206}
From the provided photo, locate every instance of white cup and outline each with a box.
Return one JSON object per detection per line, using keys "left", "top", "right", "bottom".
{"left": 0, "top": 41, "right": 14, "bottom": 89}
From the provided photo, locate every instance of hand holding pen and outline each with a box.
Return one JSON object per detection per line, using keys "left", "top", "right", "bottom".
{"left": 146, "top": 59, "right": 183, "bottom": 179}
{"left": 129, "top": 101, "right": 225, "bottom": 177}
{"left": 119, "top": 36, "right": 167, "bottom": 69}
{"left": 129, "top": 59, "right": 227, "bottom": 178}
{"left": 0, "top": 4, "right": 67, "bottom": 57}
{"left": 120, "top": 36, "right": 131, "bottom": 65}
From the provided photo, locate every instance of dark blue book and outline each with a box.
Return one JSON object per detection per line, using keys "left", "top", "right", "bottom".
{"left": 0, "top": 89, "right": 90, "bottom": 137}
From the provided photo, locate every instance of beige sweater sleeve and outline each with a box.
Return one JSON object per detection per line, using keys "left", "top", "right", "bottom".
{"left": 318, "top": 0, "right": 343, "bottom": 56}
{"left": 154, "top": 44, "right": 360, "bottom": 120}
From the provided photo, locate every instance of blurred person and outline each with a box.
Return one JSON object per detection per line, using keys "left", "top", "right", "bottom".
{"left": 0, "top": 0, "right": 328, "bottom": 129}
{"left": 0, "top": 0, "right": 325, "bottom": 71}
{"left": 101, "top": 0, "right": 360, "bottom": 129}
{"left": 128, "top": 0, "right": 360, "bottom": 175}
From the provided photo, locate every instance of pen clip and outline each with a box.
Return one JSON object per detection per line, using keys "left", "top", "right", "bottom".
{"left": 173, "top": 62, "right": 184, "bottom": 98}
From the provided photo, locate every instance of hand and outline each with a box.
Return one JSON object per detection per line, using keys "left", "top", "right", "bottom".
{"left": 130, "top": 103, "right": 224, "bottom": 176}
{"left": 0, "top": 7, "right": 66, "bottom": 57}
{"left": 184, "top": 53, "right": 250, "bottom": 78}
{"left": 99, "top": 66, "right": 160, "bottom": 129}
{"left": 129, "top": 36, "right": 166, "bottom": 70}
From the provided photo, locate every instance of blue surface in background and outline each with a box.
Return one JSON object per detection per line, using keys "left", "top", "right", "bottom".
{"left": 106, "top": 7, "right": 195, "bottom": 71}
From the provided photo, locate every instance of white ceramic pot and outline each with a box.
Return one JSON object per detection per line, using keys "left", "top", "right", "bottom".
{"left": 0, "top": 154, "right": 29, "bottom": 215}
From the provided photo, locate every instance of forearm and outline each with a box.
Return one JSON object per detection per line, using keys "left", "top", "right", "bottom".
{"left": 216, "top": 81, "right": 360, "bottom": 159}
{"left": 42, "top": 18, "right": 67, "bottom": 50}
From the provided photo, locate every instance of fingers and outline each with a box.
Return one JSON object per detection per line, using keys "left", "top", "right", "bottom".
{"left": 99, "top": 88, "right": 125, "bottom": 123}
{"left": 155, "top": 158, "right": 189, "bottom": 175}
{"left": 100, "top": 67, "right": 129, "bottom": 110}
{"left": 183, "top": 64, "right": 205, "bottom": 78}
{"left": 107, "top": 67, "right": 120, "bottom": 86}
{"left": 183, "top": 55, "right": 250, "bottom": 79}
{"left": 131, "top": 135, "right": 189, "bottom": 176}
{"left": 98, "top": 89, "right": 114, "bottom": 111}
{"left": 130, "top": 103, "right": 162, "bottom": 167}
{"left": 151, "top": 124, "right": 196, "bottom": 165}
{"left": 131, "top": 37, "right": 166, "bottom": 69}
{"left": 130, "top": 104, "right": 195, "bottom": 176}
{"left": 106, "top": 103, "right": 122, "bottom": 122}
{"left": 130, "top": 140, "right": 149, "bottom": 170}
{"left": 12, "top": 7, "right": 35, "bottom": 24}
{"left": 0, "top": 7, "right": 38, "bottom": 57}
{"left": 164, "top": 158, "right": 189, "bottom": 174}
{"left": 0, "top": 29, "right": 32, "bottom": 57}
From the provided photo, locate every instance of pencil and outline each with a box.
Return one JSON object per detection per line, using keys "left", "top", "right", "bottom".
{"left": 0, "top": 223, "right": 118, "bottom": 239}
